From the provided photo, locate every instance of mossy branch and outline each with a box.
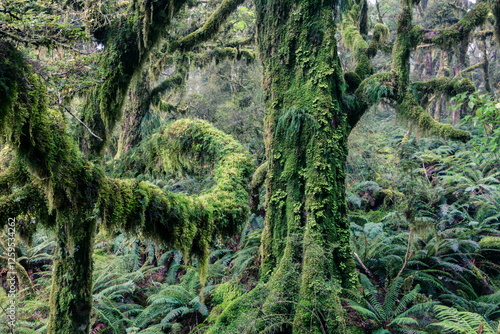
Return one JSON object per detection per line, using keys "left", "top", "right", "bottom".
{"left": 152, "top": 100, "right": 188, "bottom": 114}
{"left": 454, "top": 61, "right": 486, "bottom": 78}
{"left": 224, "top": 35, "right": 255, "bottom": 48}
{"left": 149, "top": 73, "right": 185, "bottom": 103}
{"left": 251, "top": 161, "right": 268, "bottom": 190}
{"left": 491, "top": 0, "right": 500, "bottom": 43}
{"left": 99, "top": 119, "right": 252, "bottom": 281}
{"left": 397, "top": 92, "right": 470, "bottom": 142}
{"left": 191, "top": 47, "right": 256, "bottom": 67}
{"left": 347, "top": 71, "right": 398, "bottom": 129}
{"left": 412, "top": 77, "right": 475, "bottom": 106}
{"left": 250, "top": 161, "right": 267, "bottom": 214}
{"left": 168, "top": 0, "right": 246, "bottom": 53}
{"left": 366, "top": 23, "right": 390, "bottom": 58}
{"left": 419, "top": 2, "right": 490, "bottom": 48}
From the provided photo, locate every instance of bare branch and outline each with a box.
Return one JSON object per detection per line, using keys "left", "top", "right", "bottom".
{"left": 52, "top": 98, "right": 103, "bottom": 141}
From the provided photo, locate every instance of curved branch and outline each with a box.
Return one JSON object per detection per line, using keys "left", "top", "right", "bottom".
{"left": 347, "top": 71, "right": 398, "bottom": 129}
{"left": 168, "top": 0, "right": 246, "bottom": 53}
{"left": 99, "top": 119, "right": 253, "bottom": 280}
{"left": 397, "top": 92, "right": 470, "bottom": 142}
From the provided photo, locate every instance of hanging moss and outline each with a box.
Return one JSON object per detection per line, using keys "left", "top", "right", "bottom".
{"left": 79, "top": 0, "right": 189, "bottom": 157}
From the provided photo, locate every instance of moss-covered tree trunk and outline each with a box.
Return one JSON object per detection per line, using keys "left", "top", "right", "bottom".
{"left": 1, "top": 1, "right": 252, "bottom": 333}
{"left": 256, "top": 0, "right": 357, "bottom": 332}
{"left": 47, "top": 210, "right": 97, "bottom": 333}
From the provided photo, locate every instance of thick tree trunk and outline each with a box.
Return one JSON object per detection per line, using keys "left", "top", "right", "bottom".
{"left": 47, "top": 210, "right": 97, "bottom": 333}
{"left": 256, "top": 0, "right": 357, "bottom": 332}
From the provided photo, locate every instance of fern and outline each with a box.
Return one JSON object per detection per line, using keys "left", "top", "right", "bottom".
{"left": 276, "top": 108, "right": 319, "bottom": 146}
{"left": 346, "top": 277, "right": 432, "bottom": 332}
{"left": 432, "top": 305, "right": 499, "bottom": 334}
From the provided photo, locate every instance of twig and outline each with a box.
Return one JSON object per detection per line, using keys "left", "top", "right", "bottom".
{"left": 354, "top": 252, "right": 374, "bottom": 279}
{"left": 396, "top": 227, "right": 412, "bottom": 280}
{"left": 52, "top": 97, "right": 103, "bottom": 141}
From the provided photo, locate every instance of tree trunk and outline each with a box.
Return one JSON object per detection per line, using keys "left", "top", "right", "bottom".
{"left": 256, "top": 0, "right": 357, "bottom": 332}
{"left": 47, "top": 210, "right": 97, "bottom": 333}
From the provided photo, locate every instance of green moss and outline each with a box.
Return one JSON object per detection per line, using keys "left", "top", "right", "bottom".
{"left": 366, "top": 23, "right": 389, "bottom": 58}
{"left": 206, "top": 284, "right": 267, "bottom": 333}
{"left": 99, "top": 119, "right": 252, "bottom": 281}
{"left": 168, "top": 0, "right": 246, "bottom": 53}
{"left": 397, "top": 92, "right": 470, "bottom": 142}
{"left": 344, "top": 71, "right": 362, "bottom": 93}
{"left": 425, "top": 2, "right": 489, "bottom": 48}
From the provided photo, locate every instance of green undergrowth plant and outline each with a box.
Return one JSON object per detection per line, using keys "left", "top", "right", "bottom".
{"left": 455, "top": 93, "right": 500, "bottom": 164}
{"left": 346, "top": 276, "right": 436, "bottom": 333}
{"left": 432, "top": 305, "right": 500, "bottom": 334}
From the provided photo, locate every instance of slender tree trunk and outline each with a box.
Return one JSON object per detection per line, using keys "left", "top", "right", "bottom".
{"left": 481, "top": 38, "right": 491, "bottom": 93}
{"left": 256, "top": 0, "right": 357, "bottom": 332}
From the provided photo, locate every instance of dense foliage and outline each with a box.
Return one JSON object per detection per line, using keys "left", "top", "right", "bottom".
{"left": 1, "top": 0, "right": 500, "bottom": 333}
